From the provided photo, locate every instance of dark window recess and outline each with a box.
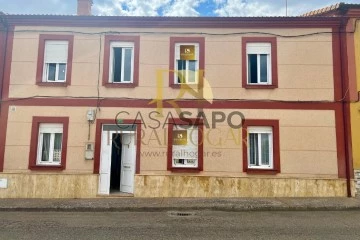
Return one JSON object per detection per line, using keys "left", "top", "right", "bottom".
{"left": 48, "top": 63, "right": 56, "bottom": 81}
{"left": 113, "top": 47, "right": 122, "bottom": 83}
{"left": 248, "top": 54, "right": 257, "bottom": 83}
{"left": 177, "top": 60, "right": 186, "bottom": 83}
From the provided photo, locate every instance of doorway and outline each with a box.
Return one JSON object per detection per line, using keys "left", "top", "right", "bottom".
{"left": 98, "top": 125, "right": 137, "bottom": 195}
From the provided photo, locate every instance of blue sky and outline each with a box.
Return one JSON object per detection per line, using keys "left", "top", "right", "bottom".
{"left": 0, "top": 0, "right": 359, "bottom": 16}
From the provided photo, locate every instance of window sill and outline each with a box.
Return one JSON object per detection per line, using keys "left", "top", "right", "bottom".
{"left": 170, "top": 83, "right": 199, "bottom": 89}
{"left": 29, "top": 165, "right": 65, "bottom": 171}
{"left": 244, "top": 84, "right": 277, "bottom": 89}
{"left": 104, "top": 83, "right": 137, "bottom": 88}
{"left": 245, "top": 169, "right": 279, "bottom": 175}
{"left": 169, "top": 167, "right": 201, "bottom": 173}
{"left": 36, "top": 82, "right": 68, "bottom": 87}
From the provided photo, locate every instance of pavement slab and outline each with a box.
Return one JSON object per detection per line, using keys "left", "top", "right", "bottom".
{"left": 0, "top": 197, "right": 360, "bottom": 212}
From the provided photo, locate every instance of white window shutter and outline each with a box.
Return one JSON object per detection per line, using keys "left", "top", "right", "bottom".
{"left": 246, "top": 43, "right": 271, "bottom": 54}
{"left": 44, "top": 41, "right": 68, "bottom": 63}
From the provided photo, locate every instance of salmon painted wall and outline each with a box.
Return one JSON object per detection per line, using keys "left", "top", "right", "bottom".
{"left": 4, "top": 106, "right": 338, "bottom": 178}
{"left": 8, "top": 26, "right": 334, "bottom": 101}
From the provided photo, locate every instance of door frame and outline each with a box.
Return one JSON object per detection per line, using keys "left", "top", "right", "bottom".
{"left": 94, "top": 119, "right": 141, "bottom": 175}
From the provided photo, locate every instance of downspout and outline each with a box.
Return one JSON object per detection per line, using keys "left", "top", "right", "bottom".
{"left": 339, "top": 18, "right": 352, "bottom": 197}
{"left": 0, "top": 12, "right": 8, "bottom": 115}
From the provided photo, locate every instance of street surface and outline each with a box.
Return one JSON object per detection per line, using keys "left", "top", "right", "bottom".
{"left": 0, "top": 211, "right": 360, "bottom": 239}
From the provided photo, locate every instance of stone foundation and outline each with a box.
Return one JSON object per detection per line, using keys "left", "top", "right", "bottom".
{"left": 0, "top": 173, "right": 98, "bottom": 198}
{"left": 134, "top": 175, "right": 349, "bottom": 197}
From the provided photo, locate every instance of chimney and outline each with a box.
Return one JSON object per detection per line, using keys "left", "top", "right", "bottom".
{"left": 77, "top": 0, "right": 93, "bottom": 16}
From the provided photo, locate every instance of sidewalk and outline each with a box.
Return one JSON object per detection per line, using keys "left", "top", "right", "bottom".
{"left": 0, "top": 197, "right": 360, "bottom": 212}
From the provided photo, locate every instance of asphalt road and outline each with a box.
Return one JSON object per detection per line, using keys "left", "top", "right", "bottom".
{"left": 0, "top": 211, "right": 360, "bottom": 240}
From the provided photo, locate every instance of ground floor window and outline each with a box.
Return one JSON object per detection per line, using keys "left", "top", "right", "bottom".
{"left": 28, "top": 117, "right": 69, "bottom": 170}
{"left": 242, "top": 119, "right": 280, "bottom": 174}
{"left": 167, "top": 119, "right": 203, "bottom": 172}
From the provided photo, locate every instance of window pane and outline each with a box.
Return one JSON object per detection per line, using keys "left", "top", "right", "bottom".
{"left": 41, "top": 133, "right": 51, "bottom": 162}
{"left": 260, "top": 54, "right": 268, "bottom": 83}
{"left": 248, "top": 54, "right": 258, "bottom": 83}
{"left": 188, "top": 60, "right": 197, "bottom": 83}
{"left": 47, "top": 63, "right": 56, "bottom": 81}
{"left": 53, "top": 133, "right": 62, "bottom": 162}
{"left": 112, "top": 47, "right": 122, "bottom": 83}
{"left": 123, "top": 48, "right": 132, "bottom": 82}
{"left": 261, "top": 133, "right": 270, "bottom": 165}
{"left": 249, "top": 133, "right": 258, "bottom": 166}
{"left": 58, "top": 63, "right": 66, "bottom": 81}
{"left": 177, "top": 60, "right": 186, "bottom": 83}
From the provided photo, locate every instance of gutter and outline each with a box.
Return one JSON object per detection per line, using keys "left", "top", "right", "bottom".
{"left": 339, "top": 17, "right": 353, "bottom": 197}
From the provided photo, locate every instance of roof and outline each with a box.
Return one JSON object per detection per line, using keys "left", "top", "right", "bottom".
{"left": 301, "top": 2, "right": 360, "bottom": 17}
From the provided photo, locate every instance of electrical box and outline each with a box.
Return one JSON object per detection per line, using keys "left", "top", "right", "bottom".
{"left": 86, "top": 109, "right": 95, "bottom": 122}
{"left": 85, "top": 143, "right": 94, "bottom": 160}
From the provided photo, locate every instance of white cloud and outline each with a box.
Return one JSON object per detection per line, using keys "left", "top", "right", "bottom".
{"left": 94, "top": 0, "right": 205, "bottom": 16}
{"left": 95, "top": 0, "right": 171, "bottom": 16}
{"left": 163, "top": 0, "right": 205, "bottom": 16}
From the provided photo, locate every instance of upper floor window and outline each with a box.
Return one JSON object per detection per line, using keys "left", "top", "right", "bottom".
{"left": 169, "top": 37, "right": 205, "bottom": 88}
{"left": 102, "top": 35, "right": 140, "bottom": 88}
{"left": 109, "top": 42, "right": 134, "bottom": 83}
{"left": 36, "top": 35, "right": 74, "bottom": 86}
{"left": 247, "top": 43, "right": 271, "bottom": 85}
{"left": 43, "top": 41, "right": 68, "bottom": 82}
{"left": 242, "top": 37, "right": 278, "bottom": 89}
{"left": 174, "top": 43, "right": 199, "bottom": 84}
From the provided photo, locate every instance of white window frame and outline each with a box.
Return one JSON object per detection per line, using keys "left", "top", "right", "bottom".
{"left": 42, "top": 40, "right": 68, "bottom": 83}
{"left": 174, "top": 43, "right": 199, "bottom": 84}
{"left": 36, "top": 123, "right": 63, "bottom": 166}
{"left": 172, "top": 125, "right": 199, "bottom": 168}
{"left": 247, "top": 126, "right": 273, "bottom": 169}
{"left": 109, "top": 41, "right": 135, "bottom": 83}
{"left": 246, "top": 43, "right": 272, "bottom": 85}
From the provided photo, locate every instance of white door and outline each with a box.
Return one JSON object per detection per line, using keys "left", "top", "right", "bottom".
{"left": 98, "top": 130, "right": 112, "bottom": 195}
{"left": 120, "top": 133, "right": 136, "bottom": 193}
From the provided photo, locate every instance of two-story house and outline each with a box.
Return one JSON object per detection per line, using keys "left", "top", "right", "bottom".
{"left": 0, "top": 0, "right": 354, "bottom": 198}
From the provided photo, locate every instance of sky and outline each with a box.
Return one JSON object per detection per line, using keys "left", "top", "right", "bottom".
{"left": 0, "top": 0, "right": 359, "bottom": 17}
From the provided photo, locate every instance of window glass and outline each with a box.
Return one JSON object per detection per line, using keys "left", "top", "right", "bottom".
{"left": 47, "top": 63, "right": 56, "bottom": 81}
{"left": 123, "top": 48, "right": 132, "bottom": 82}
{"left": 41, "top": 133, "right": 51, "bottom": 162}
{"left": 113, "top": 47, "right": 122, "bottom": 83}
{"left": 248, "top": 127, "right": 273, "bottom": 168}
{"left": 109, "top": 42, "right": 134, "bottom": 83}
{"left": 58, "top": 63, "right": 66, "bottom": 81}
{"left": 172, "top": 125, "right": 198, "bottom": 168}
{"left": 260, "top": 54, "right": 268, "bottom": 83}
{"left": 248, "top": 54, "right": 258, "bottom": 84}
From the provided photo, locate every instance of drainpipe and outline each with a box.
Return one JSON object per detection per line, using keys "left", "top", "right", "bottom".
{"left": 0, "top": 12, "right": 8, "bottom": 115}
{"left": 339, "top": 18, "right": 352, "bottom": 197}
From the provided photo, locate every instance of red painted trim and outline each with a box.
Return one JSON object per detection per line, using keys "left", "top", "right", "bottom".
{"left": 242, "top": 37, "right": 278, "bottom": 89}
{"left": 242, "top": 119, "right": 280, "bottom": 174}
{"left": 28, "top": 116, "right": 69, "bottom": 171}
{"left": 167, "top": 118, "right": 204, "bottom": 172}
{"left": 93, "top": 119, "right": 141, "bottom": 174}
{"left": 169, "top": 37, "right": 205, "bottom": 88}
{"left": 35, "top": 35, "right": 74, "bottom": 86}
{"left": 0, "top": 103, "right": 9, "bottom": 172}
{"left": 1, "top": 27, "right": 14, "bottom": 100}
{"left": 5, "top": 15, "right": 342, "bottom": 28}
{"left": 102, "top": 35, "right": 140, "bottom": 88}
{"left": 332, "top": 27, "right": 342, "bottom": 101}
